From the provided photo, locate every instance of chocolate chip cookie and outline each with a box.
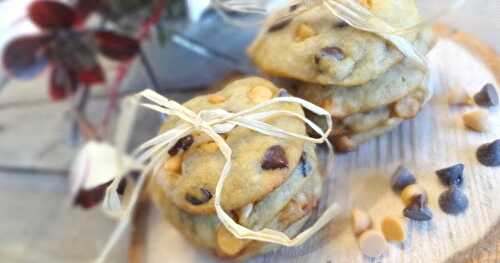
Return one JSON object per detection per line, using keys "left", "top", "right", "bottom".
{"left": 157, "top": 77, "right": 308, "bottom": 215}
{"left": 247, "top": 0, "right": 421, "bottom": 86}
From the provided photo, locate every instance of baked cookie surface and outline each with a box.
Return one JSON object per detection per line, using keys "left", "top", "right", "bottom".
{"left": 157, "top": 77, "right": 308, "bottom": 214}
{"left": 247, "top": 0, "right": 420, "bottom": 86}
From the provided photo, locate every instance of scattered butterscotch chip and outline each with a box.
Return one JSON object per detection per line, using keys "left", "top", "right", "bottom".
{"left": 381, "top": 216, "right": 406, "bottom": 242}
{"left": 401, "top": 184, "right": 426, "bottom": 206}
{"left": 295, "top": 23, "right": 316, "bottom": 41}
{"left": 351, "top": 208, "right": 372, "bottom": 235}
{"left": 463, "top": 109, "right": 490, "bottom": 132}
{"left": 358, "top": 230, "right": 387, "bottom": 258}
{"left": 217, "top": 226, "right": 247, "bottom": 256}
{"left": 164, "top": 154, "right": 182, "bottom": 173}
{"left": 208, "top": 94, "right": 227, "bottom": 104}
{"left": 448, "top": 88, "right": 473, "bottom": 105}
{"left": 248, "top": 85, "right": 273, "bottom": 103}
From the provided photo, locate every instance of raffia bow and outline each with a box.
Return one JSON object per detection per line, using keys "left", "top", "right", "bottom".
{"left": 96, "top": 89, "right": 340, "bottom": 263}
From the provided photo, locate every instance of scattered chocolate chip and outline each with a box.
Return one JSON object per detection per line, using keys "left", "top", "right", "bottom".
{"left": 299, "top": 152, "right": 312, "bottom": 177}
{"left": 334, "top": 21, "right": 349, "bottom": 28}
{"left": 403, "top": 195, "right": 433, "bottom": 221}
{"left": 473, "top": 83, "right": 498, "bottom": 107}
{"left": 261, "top": 145, "right": 288, "bottom": 170}
{"left": 477, "top": 139, "right": 500, "bottom": 167}
{"left": 390, "top": 165, "right": 416, "bottom": 192}
{"left": 439, "top": 186, "right": 469, "bottom": 214}
{"left": 436, "top": 164, "right": 464, "bottom": 187}
{"left": 117, "top": 179, "right": 127, "bottom": 195}
{"left": 168, "top": 135, "right": 194, "bottom": 156}
{"left": 289, "top": 4, "right": 300, "bottom": 12}
{"left": 185, "top": 188, "right": 213, "bottom": 205}
{"left": 277, "top": 89, "right": 290, "bottom": 97}
{"left": 268, "top": 18, "right": 292, "bottom": 32}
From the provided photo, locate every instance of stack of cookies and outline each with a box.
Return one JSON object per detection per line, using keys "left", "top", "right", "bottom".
{"left": 150, "top": 77, "right": 324, "bottom": 259}
{"left": 248, "top": 0, "right": 434, "bottom": 151}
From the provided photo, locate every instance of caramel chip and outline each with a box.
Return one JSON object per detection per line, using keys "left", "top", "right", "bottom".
{"left": 217, "top": 226, "right": 247, "bottom": 256}
{"left": 248, "top": 85, "right": 273, "bottom": 103}
{"left": 295, "top": 24, "right": 316, "bottom": 41}
{"left": 381, "top": 216, "right": 406, "bottom": 242}
{"left": 351, "top": 208, "right": 372, "bottom": 235}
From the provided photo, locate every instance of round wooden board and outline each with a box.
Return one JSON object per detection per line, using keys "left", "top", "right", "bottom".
{"left": 135, "top": 25, "right": 500, "bottom": 263}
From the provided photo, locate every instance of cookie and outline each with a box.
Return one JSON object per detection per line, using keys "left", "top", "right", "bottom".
{"left": 156, "top": 77, "right": 307, "bottom": 215}
{"left": 150, "top": 152, "right": 322, "bottom": 258}
{"left": 294, "top": 29, "right": 433, "bottom": 118}
{"left": 247, "top": 0, "right": 421, "bottom": 86}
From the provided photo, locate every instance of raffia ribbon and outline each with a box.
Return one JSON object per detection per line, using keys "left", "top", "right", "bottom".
{"left": 95, "top": 89, "right": 339, "bottom": 263}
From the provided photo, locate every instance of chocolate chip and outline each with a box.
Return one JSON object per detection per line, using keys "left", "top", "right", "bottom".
{"left": 314, "top": 46, "right": 345, "bottom": 65}
{"left": 334, "top": 21, "right": 349, "bottom": 28}
{"left": 185, "top": 188, "right": 213, "bottom": 205}
{"left": 436, "top": 164, "right": 464, "bottom": 187}
{"left": 403, "top": 195, "right": 433, "bottom": 221}
{"left": 439, "top": 186, "right": 469, "bottom": 214}
{"left": 299, "top": 152, "right": 312, "bottom": 177}
{"left": 268, "top": 18, "right": 292, "bottom": 32}
{"left": 320, "top": 46, "right": 345, "bottom": 60}
{"left": 261, "top": 145, "right": 288, "bottom": 170}
{"left": 168, "top": 135, "right": 194, "bottom": 156}
{"left": 278, "top": 89, "right": 290, "bottom": 97}
{"left": 390, "top": 165, "right": 416, "bottom": 192}
{"left": 477, "top": 139, "right": 500, "bottom": 167}
{"left": 289, "top": 4, "right": 300, "bottom": 12}
{"left": 473, "top": 83, "right": 498, "bottom": 107}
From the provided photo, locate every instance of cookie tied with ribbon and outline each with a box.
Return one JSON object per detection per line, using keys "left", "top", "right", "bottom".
{"left": 96, "top": 77, "right": 339, "bottom": 262}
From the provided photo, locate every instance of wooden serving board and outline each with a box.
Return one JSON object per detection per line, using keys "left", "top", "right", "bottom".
{"left": 137, "top": 26, "right": 500, "bottom": 263}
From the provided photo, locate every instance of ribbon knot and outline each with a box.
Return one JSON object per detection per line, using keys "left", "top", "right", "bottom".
{"left": 96, "top": 88, "right": 340, "bottom": 263}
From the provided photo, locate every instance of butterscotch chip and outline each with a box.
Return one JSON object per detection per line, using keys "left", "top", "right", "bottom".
{"left": 351, "top": 208, "right": 372, "bottom": 235}
{"left": 448, "top": 88, "right": 473, "bottom": 105}
{"left": 358, "top": 230, "right": 387, "bottom": 258}
{"left": 164, "top": 154, "right": 182, "bottom": 173}
{"left": 463, "top": 109, "right": 490, "bottom": 132}
{"left": 401, "top": 184, "right": 426, "bottom": 206}
{"left": 216, "top": 226, "right": 247, "bottom": 256}
{"left": 200, "top": 142, "right": 219, "bottom": 152}
{"left": 248, "top": 85, "right": 273, "bottom": 103}
{"left": 393, "top": 96, "right": 420, "bottom": 118}
{"left": 295, "top": 24, "right": 316, "bottom": 41}
{"left": 359, "top": 0, "right": 372, "bottom": 8}
{"left": 208, "top": 94, "right": 227, "bottom": 104}
{"left": 381, "top": 216, "right": 406, "bottom": 242}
